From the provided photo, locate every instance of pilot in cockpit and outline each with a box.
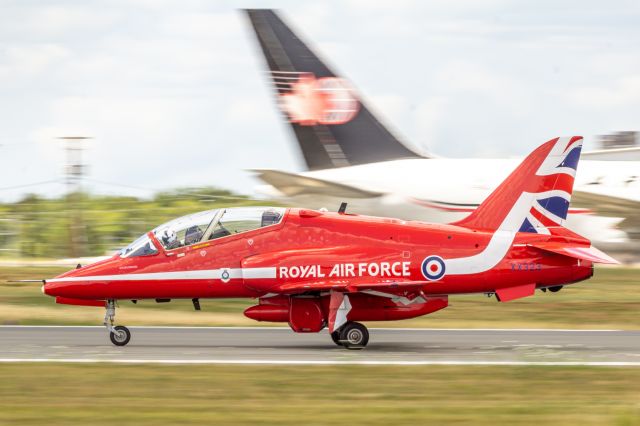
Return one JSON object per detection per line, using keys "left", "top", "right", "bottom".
{"left": 160, "top": 228, "right": 181, "bottom": 250}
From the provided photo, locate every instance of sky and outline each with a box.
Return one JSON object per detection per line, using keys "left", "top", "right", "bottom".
{"left": 0, "top": 0, "right": 639, "bottom": 201}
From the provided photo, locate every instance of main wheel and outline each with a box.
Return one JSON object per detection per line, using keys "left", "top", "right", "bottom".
{"left": 339, "top": 322, "right": 369, "bottom": 350}
{"left": 109, "top": 325, "right": 131, "bottom": 346}
{"left": 331, "top": 330, "right": 343, "bottom": 346}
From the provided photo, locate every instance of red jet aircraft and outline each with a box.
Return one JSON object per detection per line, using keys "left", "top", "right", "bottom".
{"left": 42, "top": 136, "right": 617, "bottom": 349}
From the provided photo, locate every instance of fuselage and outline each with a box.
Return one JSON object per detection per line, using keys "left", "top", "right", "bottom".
{"left": 44, "top": 208, "right": 593, "bottom": 301}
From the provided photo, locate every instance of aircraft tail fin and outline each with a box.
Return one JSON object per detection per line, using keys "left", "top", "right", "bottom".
{"left": 454, "top": 136, "right": 584, "bottom": 234}
{"left": 244, "top": 9, "right": 425, "bottom": 170}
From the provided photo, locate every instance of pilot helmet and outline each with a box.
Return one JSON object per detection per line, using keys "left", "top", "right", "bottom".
{"left": 161, "top": 228, "right": 177, "bottom": 245}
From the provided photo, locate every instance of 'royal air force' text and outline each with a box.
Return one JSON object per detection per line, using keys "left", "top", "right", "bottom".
{"left": 278, "top": 262, "right": 411, "bottom": 279}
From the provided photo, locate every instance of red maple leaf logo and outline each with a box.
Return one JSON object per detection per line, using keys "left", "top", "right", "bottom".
{"left": 278, "top": 73, "right": 359, "bottom": 126}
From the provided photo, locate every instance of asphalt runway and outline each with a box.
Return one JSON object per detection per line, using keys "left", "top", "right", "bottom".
{"left": 1, "top": 326, "right": 639, "bottom": 366}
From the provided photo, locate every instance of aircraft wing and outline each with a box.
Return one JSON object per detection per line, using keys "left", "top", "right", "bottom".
{"left": 572, "top": 188, "right": 640, "bottom": 237}
{"left": 572, "top": 188, "right": 640, "bottom": 218}
{"left": 275, "top": 277, "right": 427, "bottom": 294}
{"left": 251, "top": 169, "right": 381, "bottom": 198}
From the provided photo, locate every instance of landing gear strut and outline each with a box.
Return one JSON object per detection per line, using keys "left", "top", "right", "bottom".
{"left": 104, "top": 300, "right": 131, "bottom": 346}
{"left": 332, "top": 322, "right": 369, "bottom": 350}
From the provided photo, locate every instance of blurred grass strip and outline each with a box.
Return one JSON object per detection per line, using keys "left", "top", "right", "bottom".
{"left": 0, "top": 364, "right": 638, "bottom": 425}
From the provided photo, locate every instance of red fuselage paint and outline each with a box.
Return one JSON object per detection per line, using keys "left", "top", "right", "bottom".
{"left": 43, "top": 208, "right": 593, "bottom": 302}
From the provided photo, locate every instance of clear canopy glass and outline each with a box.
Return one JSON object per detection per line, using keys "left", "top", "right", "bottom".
{"left": 119, "top": 234, "right": 158, "bottom": 258}
{"left": 153, "top": 209, "right": 220, "bottom": 250}
{"left": 209, "top": 207, "right": 284, "bottom": 240}
{"left": 120, "top": 207, "right": 285, "bottom": 257}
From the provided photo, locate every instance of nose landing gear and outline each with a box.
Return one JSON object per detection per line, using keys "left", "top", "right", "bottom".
{"left": 104, "top": 300, "right": 131, "bottom": 346}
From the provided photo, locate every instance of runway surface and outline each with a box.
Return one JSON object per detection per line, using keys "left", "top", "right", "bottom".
{"left": 1, "top": 326, "right": 639, "bottom": 366}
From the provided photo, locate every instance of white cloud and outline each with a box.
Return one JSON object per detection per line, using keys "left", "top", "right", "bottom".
{"left": 413, "top": 96, "right": 450, "bottom": 155}
{"left": 0, "top": 44, "right": 72, "bottom": 81}
{"left": 160, "top": 12, "right": 241, "bottom": 39}
{"left": 0, "top": 4, "right": 121, "bottom": 40}
{"left": 226, "top": 97, "right": 272, "bottom": 123}
{"left": 568, "top": 75, "right": 640, "bottom": 109}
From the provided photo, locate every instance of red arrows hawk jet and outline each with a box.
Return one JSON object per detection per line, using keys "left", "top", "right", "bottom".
{"left": 42, "top": 136, "right": 617, "bottom": 349}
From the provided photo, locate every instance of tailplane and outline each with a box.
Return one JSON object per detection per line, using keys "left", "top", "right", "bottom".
{"left": 528, "top": 241, "right": 619, "bottom": 264}
{"left": 244, "top": 9, "right": 425, "bottom": 170}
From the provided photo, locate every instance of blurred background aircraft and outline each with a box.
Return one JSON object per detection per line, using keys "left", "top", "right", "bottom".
{"left": 246, "top": 9, "right": 640, "bottom": 250}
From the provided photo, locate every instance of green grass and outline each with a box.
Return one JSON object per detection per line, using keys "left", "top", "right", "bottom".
{"left": 0, "top": 364, "right": 638, "bottom": 425}
{"left": 1, "top": 266, "right": 639, "bottom": 328}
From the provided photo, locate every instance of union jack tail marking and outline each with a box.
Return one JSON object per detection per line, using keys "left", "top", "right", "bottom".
{"left": 454, "top": 136, "right": 583, "bottom": 234}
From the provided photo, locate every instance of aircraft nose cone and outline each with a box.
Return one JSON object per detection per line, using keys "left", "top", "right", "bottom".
{"left": 42, "top": 281, "right": 54, "bottom": 297}
{"left": 42, "top": 280, "right": 68, "bottom": 297}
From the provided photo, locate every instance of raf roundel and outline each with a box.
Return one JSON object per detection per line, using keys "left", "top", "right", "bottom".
{"left": 421, "top": 256, "right": 446, "bottom": 281}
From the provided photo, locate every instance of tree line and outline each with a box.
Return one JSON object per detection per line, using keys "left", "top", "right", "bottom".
{"left": 0, "top": 188, "right": 273, "bottom": 258}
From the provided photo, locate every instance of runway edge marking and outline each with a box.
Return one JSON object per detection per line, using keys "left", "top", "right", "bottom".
{"left": 0, "top": 326, "right": 626, "bottom": 332}
{"left": 0, "top": 359, "right": 639, "bottom": 367}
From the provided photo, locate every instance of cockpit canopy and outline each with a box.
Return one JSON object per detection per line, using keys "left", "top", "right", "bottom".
{"left": 120, "top": 207, "right": 285, "bottom": 258}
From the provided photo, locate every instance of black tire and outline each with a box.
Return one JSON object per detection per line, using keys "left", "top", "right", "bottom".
{"left": 331, "top": 331, "right": 343, "bottom": 346}
{"left": 339, "top": 322, "right": 369, "bottom": 350}
{"left": 109, "top": 325, "right": 131, "bottom": 346}
{"left": 549, "top": 285, "right": 563, "bottom": 293}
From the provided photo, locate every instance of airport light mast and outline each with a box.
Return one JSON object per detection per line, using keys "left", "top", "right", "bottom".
{"left": 58, "top": 136, "right": 91, "bottom": 258}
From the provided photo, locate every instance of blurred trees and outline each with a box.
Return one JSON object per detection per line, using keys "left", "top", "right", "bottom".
{"left": 0, "top": 188, "right": 272, "bottom": 258}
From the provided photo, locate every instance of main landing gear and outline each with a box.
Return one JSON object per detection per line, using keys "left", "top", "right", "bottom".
{"left": 331, "top": 322, "right": 369, "bottom": 350}
{"left": 104, "top": 300, "right": 131, "bottom": 346}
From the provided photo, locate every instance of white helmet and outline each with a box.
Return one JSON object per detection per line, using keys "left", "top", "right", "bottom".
{"left": 160, "top": 228, "right": 177, "bottom": 246}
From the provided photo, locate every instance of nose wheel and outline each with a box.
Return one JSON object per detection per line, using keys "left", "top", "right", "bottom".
{"left": 332, "top": 322, "right": 369, "bottom": 350}
{"left": 109, "top": 325, "right": 131, "bottom": 346}
{"left": 104, "top": 300, "right": 131, "bottom": 346}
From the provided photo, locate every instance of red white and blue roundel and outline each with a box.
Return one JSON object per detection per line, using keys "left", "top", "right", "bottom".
{"left": 421, "top": 256, "right": 446, "bottom": 281}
